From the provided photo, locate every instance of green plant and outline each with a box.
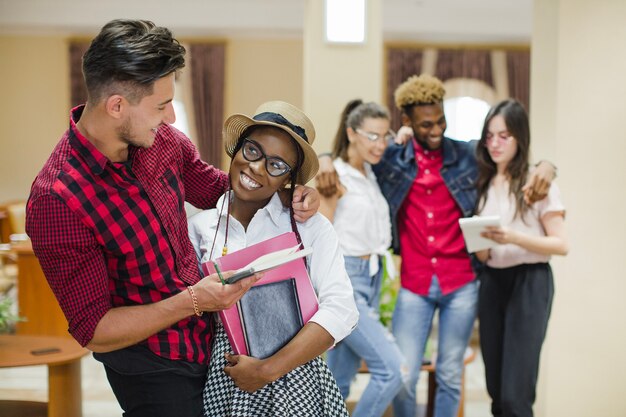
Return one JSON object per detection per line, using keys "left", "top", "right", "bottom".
{"left": 378, "top": 251, "right": 400, "bottom": 329}
{"left": 0, "top": 296, "right": 23, "bottom": 333}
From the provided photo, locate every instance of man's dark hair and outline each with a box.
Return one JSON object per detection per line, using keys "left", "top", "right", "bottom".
{"left": 82, "top": 19, "right": 186, "bottom": 104}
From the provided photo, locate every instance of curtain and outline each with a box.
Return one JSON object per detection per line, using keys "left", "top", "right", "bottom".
{"left": 435, "top": 49, "right": 494, "bottom": 88}
{"left": 189, "top": 43, "right": 226, "bottom": 167}
{"left": 386, "top": 48, "right": 423, "bottom": 130}
{"left": 506, "top": 50, "right": 531, "bottom": 111}
{"left": 69, "top": 42, "right": 90, "bottom": 107}
{"left": 386, "top": 45, "right": 531, "bottom": 115}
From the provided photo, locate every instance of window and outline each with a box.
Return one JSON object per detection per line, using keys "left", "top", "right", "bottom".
{"left": 443, "top": 96, "right": 491, "bottom": 142}
{"left": 171, "top": 99, "right": 190, "bottom": 137}
{"left": 325, "top": 0, "right": 366, "bottom": 44}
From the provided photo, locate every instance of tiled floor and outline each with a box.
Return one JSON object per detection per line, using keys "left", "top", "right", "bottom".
{"left": 0, "top": 345, "right": 491, "bottom": 417}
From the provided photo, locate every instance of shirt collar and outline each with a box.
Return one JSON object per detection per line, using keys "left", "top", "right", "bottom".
{"left": 263, "top": 192, "right": 288, "bottom": 228}
{"left": 68, "top": 105, "right": 110, "bottom": 175}
{"left": 217, "top": 191, "right": 287, "bottom": 229}
{"left": 413, "top": 138, "right": 443, "bottom": 159}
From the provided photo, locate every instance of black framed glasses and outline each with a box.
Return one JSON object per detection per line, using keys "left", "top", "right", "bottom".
{"left": 355, "top": 128, "right": 396, "bottom": 142}
{"left": 241, "top": 138, "right": 292, "bottom": 177}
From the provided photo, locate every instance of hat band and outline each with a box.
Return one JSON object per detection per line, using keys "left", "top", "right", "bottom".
{"left": 253, "top": 112, "right": 308, "bottom": 143}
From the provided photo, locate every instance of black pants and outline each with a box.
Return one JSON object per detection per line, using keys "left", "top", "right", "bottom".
{"left": 478, "top": 263, "right": 554, "bottom": 417}
{"left": 95, "top": 345, "right": 208, "bottom": 417}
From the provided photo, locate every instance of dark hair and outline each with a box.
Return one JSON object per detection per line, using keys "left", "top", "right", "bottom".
{"left": 82, "top": 19, "right": 186, "bottom": 104}
{"left": 476, "top": 99, "right": 531, "bottom": 220}
{"left": 331, "top": 100, "right": 390, "bottom": 162}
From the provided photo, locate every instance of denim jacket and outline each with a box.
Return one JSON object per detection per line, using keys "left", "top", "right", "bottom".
{"left": 372, "top": 136, "right": 478, "bottom": 254}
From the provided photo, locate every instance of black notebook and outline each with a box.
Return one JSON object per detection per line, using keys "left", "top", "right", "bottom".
{"left": 238, "top": 278, "right": 304, "bottom": 359}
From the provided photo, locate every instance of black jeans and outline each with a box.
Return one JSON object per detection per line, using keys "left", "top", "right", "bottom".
{"left": 478, "top": 263, "right": 554, "bottom": 417}
{"left": 95, "top": 345, "right": 208, "bottom": 417}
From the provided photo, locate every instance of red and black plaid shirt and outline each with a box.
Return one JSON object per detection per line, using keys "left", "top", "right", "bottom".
{"left": 26, "top": 106, "right": 229, "bottom": 364}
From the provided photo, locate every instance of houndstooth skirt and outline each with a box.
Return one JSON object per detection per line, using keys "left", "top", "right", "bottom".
{"left": 203, "top": 321, "right": 349, "bottom": 417}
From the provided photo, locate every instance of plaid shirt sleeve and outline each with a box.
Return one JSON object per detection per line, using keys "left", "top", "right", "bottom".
{"left": 27, "top": 194, "right": 111, "bottom": 346}
{"left": 178, "top": 134, "right": 229, "bottom": 210}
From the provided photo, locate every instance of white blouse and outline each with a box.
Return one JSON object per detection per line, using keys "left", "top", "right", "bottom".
{"left": 478, "top": 179, "right": 565, "bottom": 269}
{"left": 332, "top": 158, "right": 393, "bottom": 276}
{"left": 187, "top": 192, "right": 358, "bottom": 344}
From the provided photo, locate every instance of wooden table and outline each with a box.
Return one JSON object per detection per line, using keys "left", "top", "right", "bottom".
{"left": 0, "top": 335, "right": 89, "bottom": 417}
{"left": 10, "top": 241, "right": 71, "bottom": 338}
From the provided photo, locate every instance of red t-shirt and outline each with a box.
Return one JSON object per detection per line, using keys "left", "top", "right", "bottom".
{"left": 397, "top": 140, "right": 474, "bottom": 295}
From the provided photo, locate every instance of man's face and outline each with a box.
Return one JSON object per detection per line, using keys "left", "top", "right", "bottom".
{"left": 403, "top": 103, "right": 447, "bottom": 150}
{"left": 117, "top": 73, "right": 177, "bottom": 149}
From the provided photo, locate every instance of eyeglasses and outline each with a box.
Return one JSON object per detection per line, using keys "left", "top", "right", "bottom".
{"left": 355, "top": 128, "right": 396, "bottom": 142}
{"left": 241, "top": 138, "right": 292, "bottom": 177}
{"left": 485, "top": 133, "right": 514, "bottom": 146}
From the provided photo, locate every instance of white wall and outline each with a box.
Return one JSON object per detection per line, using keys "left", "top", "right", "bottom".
{"left": 0, "top": 36, "right": 69, "bottom": 201}
{"left": 303, "top": 0, "right": 383, "bottom": 159}
{"left": 531, "top": 1, "right": 626, "bottom": 416}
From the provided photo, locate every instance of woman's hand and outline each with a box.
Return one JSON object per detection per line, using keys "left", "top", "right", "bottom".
{"left": 223, "top": 352, "right": 274, "bottom": 393}
{"left": 394, "top": 125, "right": 414, "bottom": 145}
{"left": 481, "top": 226, "right": 519, "bottom": 245}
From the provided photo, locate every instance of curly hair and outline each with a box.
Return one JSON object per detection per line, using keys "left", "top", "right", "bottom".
{"left": 394, "top": 74, "right": 446, "bottom": 113}
{"left": 83, "top": 19, "right": 186, "bottom": 104}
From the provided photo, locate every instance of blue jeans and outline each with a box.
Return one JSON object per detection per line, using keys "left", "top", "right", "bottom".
{"left": 326, "top": 256, "right": 405, "bottom": 417}
{"left": 392, "top": 276, "right": 478, "bottom": 417}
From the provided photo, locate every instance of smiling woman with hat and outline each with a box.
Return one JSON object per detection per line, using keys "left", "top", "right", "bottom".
{"left": 188, "top": 101, "right": 357, "bottom": 417}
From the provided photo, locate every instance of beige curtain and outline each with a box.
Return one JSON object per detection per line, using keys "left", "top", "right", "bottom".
{"left": 189, "top": 43, "right": 226, "bottom": 167}
{"left": 386, "top": 45, "right": 531, "bottom": 116}
{"left": 506, "top": 50, "right": 531, "bottom": 111}
{"left": 435, "top": 49, "right": 493, "bottom": 88}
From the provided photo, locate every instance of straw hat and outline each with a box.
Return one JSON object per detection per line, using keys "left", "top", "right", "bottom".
{"left": 223, "top": 101, "right": 319, "bottom": 184}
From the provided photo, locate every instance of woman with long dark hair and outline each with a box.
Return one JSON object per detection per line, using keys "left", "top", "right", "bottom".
{"left": 474, "top": 99, "right": 568, "bottom": 417}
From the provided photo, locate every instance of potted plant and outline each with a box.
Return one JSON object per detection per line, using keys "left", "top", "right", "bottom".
{"left": 0, "top": 296, "right": 23, "bottom": 333}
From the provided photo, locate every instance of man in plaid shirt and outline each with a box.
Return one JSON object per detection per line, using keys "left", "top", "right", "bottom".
{"left": 25, "top": 19, "right": 318, "bottom": 417}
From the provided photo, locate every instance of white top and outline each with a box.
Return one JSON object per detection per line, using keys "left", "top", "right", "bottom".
{"left": 187, "top": 192, "right": 358, "bottom": 344}
{"left": 478, "top": 179, "right": 565, "bottom": 268}
{"left": 333, "top": 158, "right": 392, "bottom": 257}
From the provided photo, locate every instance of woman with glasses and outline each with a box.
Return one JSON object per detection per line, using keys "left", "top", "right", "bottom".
{"left": 473, "top": 99, "right": 568, "bottom": 417}
{"left": 322, "top": 100, "right": 405, "bottom": 417}
{"left": 188, "top": 101, "right": 358, "bottom": 417}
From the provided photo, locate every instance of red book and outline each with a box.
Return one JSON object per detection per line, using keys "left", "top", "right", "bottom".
{"left": 202, "top": 232, "right": 319, "bottom": 358}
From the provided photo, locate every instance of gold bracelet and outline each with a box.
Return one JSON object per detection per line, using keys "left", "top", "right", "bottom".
{"left": 187, "top": 286, "right": 203, "bottom": 317}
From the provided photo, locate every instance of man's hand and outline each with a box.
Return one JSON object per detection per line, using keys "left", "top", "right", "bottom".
{"left": 315, "top": 155, "right": 339, "bottom": 197}
{"left": 292, "top": 185, "right": 319, "bottom": 223}
{"left": 523, "top": 161, "right": 556, "bottom": 204}
{"left": 192, "top": 271, "right": 260, "bottom": 312}
{"left": 224, "top": 353, "right": 273, "bottom": 392}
